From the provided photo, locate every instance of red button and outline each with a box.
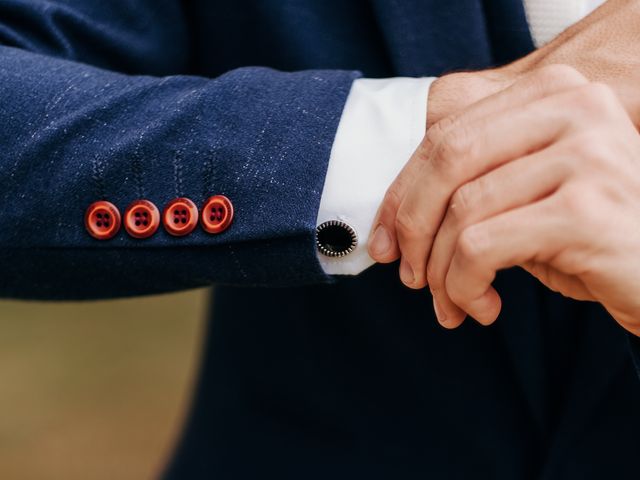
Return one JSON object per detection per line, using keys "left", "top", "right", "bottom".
{"left": 124, "top": 200, "right": 160, "bottom": 239}
{"left": 201, "top": 195, "right": 234, "bottom": 234}
{"left": 163, "top": 197, "right": 198, "bottom": 236}
{"left": 85, "top": 201, "right": 121, "bottom": 240}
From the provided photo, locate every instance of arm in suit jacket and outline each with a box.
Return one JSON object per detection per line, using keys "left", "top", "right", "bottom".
{"left": 0, "top": 0, "right": 360, "bottom": 299}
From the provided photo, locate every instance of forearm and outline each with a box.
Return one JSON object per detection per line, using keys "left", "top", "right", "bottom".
{"left": 0, "top": 3, "right": 360, "bottom": 298}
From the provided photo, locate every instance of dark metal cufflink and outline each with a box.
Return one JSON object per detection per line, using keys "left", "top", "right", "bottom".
{"left": 316, "top": 220, "right": 357, "bottom": 257}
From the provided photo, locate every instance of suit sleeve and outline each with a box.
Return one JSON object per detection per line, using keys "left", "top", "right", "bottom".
{"left": 0, "top": 0, "right": 360, "bottom": 299}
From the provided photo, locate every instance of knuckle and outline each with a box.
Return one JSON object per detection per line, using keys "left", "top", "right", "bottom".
{"left": 536, "top": 64, "right": 587, "bottom": 88}
{"left": 557, "top": 183, "right": 583, "bottom": 213}
{"left": 456, "top": 225, "right": 488, "bottom": 261}
{"left": 568, "top": 130, "right": 615, "bottom": 167}
{"left": 431, "top": 114, "right": 457, "bottom": 139}
{"left": 557, "top": 182, "right": 599, "bottom": 226}
{"left": 575, "top": 82, "right": 620, "bottom": 118}
{"left": 449, "top": 184, "right": 473, "bottom": 223}
{"left": 442, "top": 128, "right": 470, "bottom": 157}
{"left": 436, "top": 114, "right": 458, "bottom": 134}
{"left": 587, "top": 82, "right": 617, "bottom": 104}
{"left": 433, "top": 128, "right": 470, "bottom": 176}
{"left": 424, "top": 119, "right": 448, "bottom": 150}
{"left": 424, "top": 115, "right": 459, "bottom": 157}
{"left": 567, "top": 126, "right": 623, "bottom": 173}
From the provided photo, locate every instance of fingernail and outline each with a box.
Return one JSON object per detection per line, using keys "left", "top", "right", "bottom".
{"left": 432, "top": 296, "right": 448, "bottom": 325}
{"left": 369, "top": 224, "right": 391, "bottom": 258}
{"left": 400, "top": 259, "right": 414, "bottom": 286}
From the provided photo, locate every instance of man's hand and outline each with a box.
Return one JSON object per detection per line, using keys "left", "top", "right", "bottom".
{"left": 370, "top": 64, "right": 640, "bottom": 337}
{"left": 368, "top": 0, "right": 640, "bottom": 263}
{"left": 366, "top": 0, "right": 640, "bottom": 333}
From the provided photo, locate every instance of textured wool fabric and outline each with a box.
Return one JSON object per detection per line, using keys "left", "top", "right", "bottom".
{"left": 0, "top": 1, "right": 639, "bottom": 479}
{"left": 0, "top": 1, "right": 359, "bottom": 298}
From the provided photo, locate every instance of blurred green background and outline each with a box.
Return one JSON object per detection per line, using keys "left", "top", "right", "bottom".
{"left": 0, "top": 289, "right": 209, "bottom": 480}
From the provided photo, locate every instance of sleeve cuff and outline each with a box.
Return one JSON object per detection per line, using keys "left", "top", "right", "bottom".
{"left": 316, "top": 76, "right": 436, "bottom": 275}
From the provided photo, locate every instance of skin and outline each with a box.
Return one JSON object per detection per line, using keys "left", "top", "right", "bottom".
{"left": 427, "top": 0, "right": 640, "bottom": 128}
{"left": 368, "top": 0, "right": 640, "bottom": 335}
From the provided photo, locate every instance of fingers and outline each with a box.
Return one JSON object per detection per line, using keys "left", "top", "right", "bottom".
{"left": 427, "top": 147, "right": 571, "bottom": 327}
{"left": 521, "top": 261, "right": 594, "bottom": 301}
{"left": 368, "top": 65, "right": 588, "bottom": 267}
{"left": 430, "top": 81, "right": 628, "bottom": 327}
{"left": 395, "top": 79, "right": 597, "bottom": 290}
{"left": 445, "top": 199, "right": 565, "bottom": 325}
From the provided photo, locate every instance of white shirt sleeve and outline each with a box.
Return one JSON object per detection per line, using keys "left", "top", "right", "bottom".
{"left": 316, "top": 77, "right": 436, "bottom": 275}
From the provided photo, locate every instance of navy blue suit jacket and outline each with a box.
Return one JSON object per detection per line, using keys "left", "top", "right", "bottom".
{"left": 1, "top": 1, "right": 640, "bottom": 478}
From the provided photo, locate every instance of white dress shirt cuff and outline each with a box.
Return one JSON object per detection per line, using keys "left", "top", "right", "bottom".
{"left": 316, "top": 76, "right": 436, "bottom": 275}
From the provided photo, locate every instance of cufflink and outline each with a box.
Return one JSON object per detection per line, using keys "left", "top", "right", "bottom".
{"left": 316, "top": 220, "right": 357, "bottom": 257}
